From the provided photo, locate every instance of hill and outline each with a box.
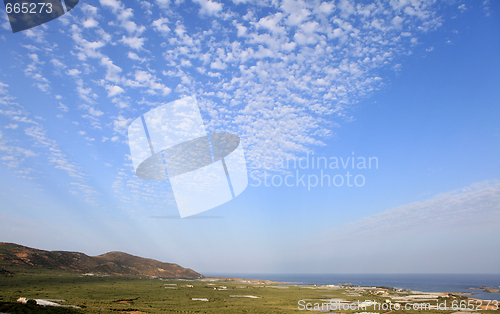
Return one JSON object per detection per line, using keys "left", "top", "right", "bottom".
{"left": 0, "top": 242, "right": 203, "bottom": 278}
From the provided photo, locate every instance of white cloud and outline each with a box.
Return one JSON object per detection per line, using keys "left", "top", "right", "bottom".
{"left": 135, "top": 70, "right": 152, "bottom": 82}
{"left": 294, "top": 32, "right": 316, "bottom": 45}
{"left": 337, "top": 0, "right": 355, "bottom": 18}
{"left": 83, "top": 18, "right": 99, "bottom": 28}
{"left": 120, "top": 36, "right": 146, "bottom": 50}
{"left": 58, "top": 103, "right": 69, "bottom": 112}
{"left": 152, "top": 18, "right": 171, "bottom": 35}
{"left": 0, "top": 132, "right": 38, "bottom": 171}
{"left": 257, "top": 14, "right": 286, "bottom": 36}
{"left": 123, "top": 70, "right": 171, "bottom": 95}
{"left": 155, "top": 0, "right": 170, "bottom": 9}
{"left": 99, "top": 0, "right": 146, "bottom": 35}
{"left": 50, "top": 59, "right": 67, "bottom": 69}
{"left": 88, "top": 107, "right": 104, "bottom": 116}
{"left": 113, "top": 115, "right": 132, "bottom": 134}
{"left": 210, "top": 60, "right": 227, "bottom": 70}
{"left": 120, "top": 19, "right": 146, "bottom": 35}
{"left": 70, "top": 25, "right": 108, "bottom": 61}
{"left": 106, "top": 85, "right": 125, "bottom": 97}
{"left": 24, "top": 53, "right": 50, "bottom": 93}
{"left": 281, "top": 41, "right": 296, "bottom": 51}
{"left": 192, "top": 0, "right": 222, "bottom": 15}
{"left": 315, "top": 2, "right": 335, "bottom": 15}
{"left": 75, "top": 79, "right": 96, "bottom": 103}
{"left": 100, "top": 57, "right": 122, "bottom": 83}
{"left": 66, "top": 69, "right": 82, "bottom": 76}
{"left": 282, "top": 0, "right": 311, "bottom": 26}
{"left": 321, "top": 181, "right": 500, "bottom": 242}
{"left": 99, "top": 0, "right": 121, "bottom": 12}
{"left": 127, "top": 52, "right": 147, "bottom": 63}
{"left": 81, "top": 3, "right": 99, "bottom": 15}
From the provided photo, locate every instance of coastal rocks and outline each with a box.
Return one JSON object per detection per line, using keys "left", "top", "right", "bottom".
{"left": 469, "top": 287, "right": 500, "bottom": 293}
{"left": 480, "top": 286, "right": 500, "bottom": 293}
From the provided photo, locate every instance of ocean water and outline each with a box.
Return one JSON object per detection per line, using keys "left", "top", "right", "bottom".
{"left": 205, "top": 273, "right": 500, "bottom": 301}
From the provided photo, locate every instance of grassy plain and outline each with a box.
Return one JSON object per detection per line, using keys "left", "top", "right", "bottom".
{"left": 1, "top": 270, "right": 498, "bottom": 313}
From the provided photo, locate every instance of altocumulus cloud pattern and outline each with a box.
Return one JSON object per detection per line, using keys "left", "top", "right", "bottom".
{"left": 128, "top": 96, "right": 248, "bottom": 218}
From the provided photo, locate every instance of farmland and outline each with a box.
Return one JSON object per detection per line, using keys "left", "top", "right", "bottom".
{"left": 2, "top": 270, "right": 498, "bottom": 313}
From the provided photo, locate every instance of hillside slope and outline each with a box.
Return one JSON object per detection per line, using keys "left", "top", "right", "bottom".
{"left": 0, "top": 242, "right": 202, "bottom": 278}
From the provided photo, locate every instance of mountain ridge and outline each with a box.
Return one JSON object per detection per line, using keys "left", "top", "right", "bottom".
{"left": 0, "top": 242, "right": 203, "bottom": 278}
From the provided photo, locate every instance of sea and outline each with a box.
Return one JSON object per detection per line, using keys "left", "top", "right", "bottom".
{"left": 204, "top": 273, "right": 500, "bottom": 301}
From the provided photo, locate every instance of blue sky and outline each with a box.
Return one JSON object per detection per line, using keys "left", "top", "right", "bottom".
{"left": 0, "top": 0, "right": 499, "bottom": 274}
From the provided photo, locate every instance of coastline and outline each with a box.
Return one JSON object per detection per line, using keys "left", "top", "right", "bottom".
{"left": 202, "top": 276, "right": 297, "bottom": 285}
{"left": 203, "top": 273, "right": 500, "bottom": 302}
{"left": 198, "top": 276, "right": 499, "bottom": 311}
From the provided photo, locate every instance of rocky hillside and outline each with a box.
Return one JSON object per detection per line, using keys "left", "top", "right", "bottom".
{"left": 0, "top": 242, "right": 203, "bottom": 278}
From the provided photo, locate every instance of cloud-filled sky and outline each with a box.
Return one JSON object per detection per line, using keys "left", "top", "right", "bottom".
{"left": 0, "top": 0, "right": 499, "bottom": 274}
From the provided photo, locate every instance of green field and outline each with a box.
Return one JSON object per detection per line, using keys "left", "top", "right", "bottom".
{"left": 1, "top": 270, "right": 498, "bottom": 313}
